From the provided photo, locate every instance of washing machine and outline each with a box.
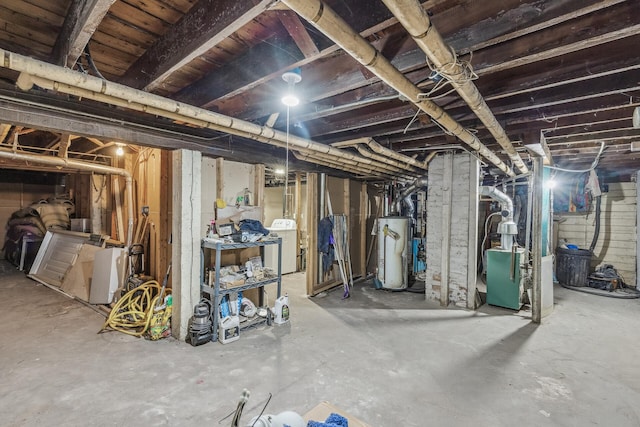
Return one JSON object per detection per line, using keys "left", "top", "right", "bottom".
{"left": 265, "top": 219, "right": 297, "bottom": 274}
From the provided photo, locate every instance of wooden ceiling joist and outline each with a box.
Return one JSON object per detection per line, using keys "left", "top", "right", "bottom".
{"left": 51, "top": 0, "right": 116, "bottom": 67}
{"left": 118, "top": 0, "right": 274, "bottom": 91}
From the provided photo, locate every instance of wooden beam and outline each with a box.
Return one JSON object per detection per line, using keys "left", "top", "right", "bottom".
{"left": 472, "top": 2, "right": 640, "bottom": 75}
{"left": 176, "top": 33, "right": 305, "bottom": 107}
{"left": 58, "top": 133, "right": 71, "bottom": 158}
{"left": 0, "top": 124, "right": 10, "bottom": 143}
{"left": 179, "top": 1, "right": 397, "bottom": 107}
{"left": 52, "top": 0, "right": 116, "bottom": 67}
{"left": 118, "top": 0, "right": 274, "bottom": 91}
{"left": 0, "top": 97, "right": 232, "bottom": 157}
{"left": 212, "top": 0, "right": 622, "bottom": 120}
{"left": 278, "top": 11, "right": 319, "bottom": 58}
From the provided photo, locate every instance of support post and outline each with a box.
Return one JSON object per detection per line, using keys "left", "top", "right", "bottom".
{"left": 440, "top": 153, "right": 453, "bottom": 306}
{"left": 532, "top": 156, "right": 544, "bottom": 323}
{"left": 171, "top": 149, "right": 202, "bottom": 340}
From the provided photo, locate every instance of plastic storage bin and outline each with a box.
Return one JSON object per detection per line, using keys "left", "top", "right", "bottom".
{"left": 556, "top": 247, "right": 591, "bottom": 287}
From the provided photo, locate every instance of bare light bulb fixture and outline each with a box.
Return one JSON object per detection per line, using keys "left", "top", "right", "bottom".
{"left": 281, "top": 68, "right": 302, "bottom": 107}
{"left": 115, "top": 143, "right": 125, "bottom": 156}
{"left": 281, "top": 68, "right": 301, "bottom": 218}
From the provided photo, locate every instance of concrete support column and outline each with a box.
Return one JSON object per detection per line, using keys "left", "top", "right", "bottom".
{"left": 171, "top": 149, "right": 202, "bottom": 340}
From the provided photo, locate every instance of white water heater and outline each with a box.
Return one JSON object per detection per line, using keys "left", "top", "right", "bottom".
{"left": 377, "top": 216, "right": 409, "bottom": 289}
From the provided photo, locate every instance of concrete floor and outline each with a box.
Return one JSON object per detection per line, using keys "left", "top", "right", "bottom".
{"left": 2, "top": 260, "right": 640, "bottom": 427}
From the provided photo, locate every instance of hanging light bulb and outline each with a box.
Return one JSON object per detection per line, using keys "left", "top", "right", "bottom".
{"left": 115, "top": 143, "right": 125, "bottom": 156}
{"left": 281, "top": 68, "right": 302, "bottom": 107}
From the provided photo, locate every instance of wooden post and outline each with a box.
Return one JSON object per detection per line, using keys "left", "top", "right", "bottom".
{"left": 295, "top": 172, "right": 302, "bottom": 271}
{"left": 254, "top": 163, "right": 265, "bottom": 220}
{"left": 306, "top": 173, "right": 319, "bottom": 295}
{"left": 440, "top": 152, "right": 453, "bottom": 306}
{"left": 467, "top": 155, "right": 480, "bottom": 309}
{"left": 532, "top": 156, "right": 544, "bottom": 323}
{"left": 359, "top": 181, "right": 367, "bottom": 276}
{"left": 216, "top": 157, "right": 224, "bottom": 206}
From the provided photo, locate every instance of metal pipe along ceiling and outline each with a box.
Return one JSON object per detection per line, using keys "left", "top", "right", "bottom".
{"left": 381, "top": 0, "right": 529, "bottom": 174}
{"left": 0, "top": 49, "right": 408, "bottom": 178}
{"left": 281, "top": 0, "right": 515, "bottom": 177}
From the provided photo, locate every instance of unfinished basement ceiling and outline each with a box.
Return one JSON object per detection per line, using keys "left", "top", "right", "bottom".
{"left": 0, "top": 0, "right": 639, "bottom": 179}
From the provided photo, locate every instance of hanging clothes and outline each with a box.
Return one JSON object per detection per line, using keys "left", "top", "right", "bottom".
{"left": 318, "top": 216, "right": 334, "bottom": 274}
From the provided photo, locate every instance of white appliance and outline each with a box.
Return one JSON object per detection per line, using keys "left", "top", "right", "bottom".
{"left": 265, "top": 219, "right": 297, "bottom": 274}
{"left": 376, "top": 217, "right": 409, "bottom": 289}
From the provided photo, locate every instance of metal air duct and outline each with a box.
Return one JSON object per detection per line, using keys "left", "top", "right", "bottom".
{"left": 480, "top": 186, "right": 517, "bottom": 251}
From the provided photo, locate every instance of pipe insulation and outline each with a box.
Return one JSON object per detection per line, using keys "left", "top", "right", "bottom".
{"left": 381, "top": 0, "right": 528, "bottom": 174}
{"left": 0, "top": 148, "right": 134, "bottom": 247}
{"left": 354, "top": 145, "right": 421, "bottom": 173}
{"left": 17, "top": 73, "right": 403, "bottom": 176}
{"left": 0, "top": 49, "right": 406, "bottom": 178}
{"left": 281, "top": 0, "right": 514, "bottom": 177}
{"left": 332, "top": 137, "right": 432, "bottom": 170}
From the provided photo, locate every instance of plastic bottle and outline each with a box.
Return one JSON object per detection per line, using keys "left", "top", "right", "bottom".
{"left": 273, "top": 293, "right": 289, "bottom": 325}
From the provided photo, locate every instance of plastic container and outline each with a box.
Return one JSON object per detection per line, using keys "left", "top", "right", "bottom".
{"left": 274, "top": 294, "right": 289, "bottom": 325}
{"left": 219, "top": 316, "right": 240, "bottom": 344}
{"left": 556, "top": 247, "right": 591, "bottom": 287}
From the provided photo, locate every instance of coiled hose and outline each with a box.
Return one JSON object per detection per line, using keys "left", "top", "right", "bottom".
{"left": 100, "top": 280, "right": 169, "bottom": 336}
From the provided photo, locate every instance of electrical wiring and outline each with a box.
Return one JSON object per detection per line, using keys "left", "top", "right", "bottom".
{"left": 100, "top": 280, "right": 169, "bottom": 336}
{"left": 480, "top": 211, "right": 502, "bottom": 274}
{"left": 560, "top": 283, "right": 640, "bottom": 299}
{"left": 546, "top": 141, "right": 605, "bottom": 173}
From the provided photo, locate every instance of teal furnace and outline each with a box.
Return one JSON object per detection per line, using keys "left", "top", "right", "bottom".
{"left": 486, "top": 248, "right": 526, "bottom": 310}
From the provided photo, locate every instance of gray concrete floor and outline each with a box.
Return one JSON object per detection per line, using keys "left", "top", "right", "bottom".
{"left": 2, "top": 260, "right": 640, "bottom": 426}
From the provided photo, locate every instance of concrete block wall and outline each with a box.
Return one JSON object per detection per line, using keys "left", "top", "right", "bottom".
{"left": 425, "top": 153, "right": 479, "bottom": 308}
{"left": 556, "top": 181, "right": 636, "bottom": 286}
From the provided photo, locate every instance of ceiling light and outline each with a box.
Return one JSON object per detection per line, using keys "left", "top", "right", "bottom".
{"left": 281, "top": 68, "right": 302, "bottom": 107}
{"left": 275, "top": 168, "right": 285, "bottom": 175}
{"left": 115, "top": 143, "right": 125, "bottom": 156}
{"left": 281, "top": 93, "right": 299, "bottom": 107}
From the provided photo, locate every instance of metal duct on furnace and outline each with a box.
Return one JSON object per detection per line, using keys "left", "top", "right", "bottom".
{"left": 480, "top": 186, "right": 517, "bottom": 251}
{"left": 394, "top": 176, "right": 428, "bottom": 218}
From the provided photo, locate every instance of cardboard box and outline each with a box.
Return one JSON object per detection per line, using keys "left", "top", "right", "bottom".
{"left": 304, "top": 401, "right": 372, "bottom": 427}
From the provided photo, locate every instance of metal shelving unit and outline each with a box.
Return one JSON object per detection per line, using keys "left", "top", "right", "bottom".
{"left": 200, "top": 238, "right": 282, "bottom": 342}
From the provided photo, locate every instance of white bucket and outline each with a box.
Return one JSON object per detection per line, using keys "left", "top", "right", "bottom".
{"left": 219, "top": 316, "right": 240, "bottom": 344}
{"left": 273, "top": 294, "right": 289, "bottom": 325}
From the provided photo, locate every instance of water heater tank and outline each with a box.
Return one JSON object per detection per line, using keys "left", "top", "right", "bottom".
{"left": 377, "top": 217, "right": 409, "bottom": 289}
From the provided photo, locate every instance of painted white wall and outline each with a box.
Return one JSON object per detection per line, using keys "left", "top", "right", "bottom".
{"left": 221, "top": 160, "right": 255, "bottom": 207}
{"left": 556, "top": 181, "right": 636, "bottom": 286}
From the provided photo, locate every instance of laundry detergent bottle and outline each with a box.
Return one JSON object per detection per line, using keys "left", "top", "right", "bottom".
{"left": 274, "top": 293, "right": 289, "bottom": 325}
